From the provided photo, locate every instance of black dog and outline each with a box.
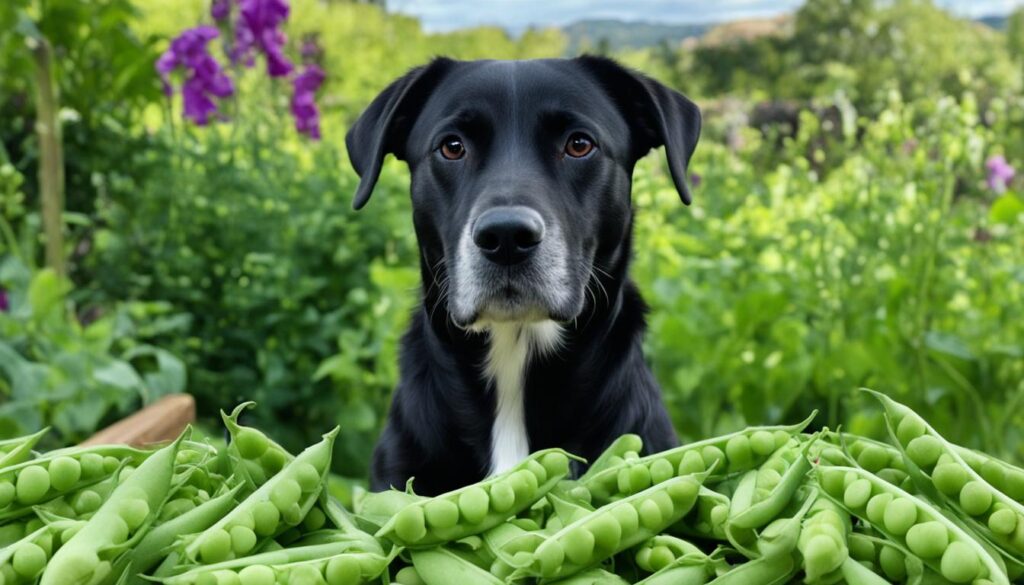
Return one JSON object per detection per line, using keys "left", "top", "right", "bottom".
{"left": 347, "top": 56, "right": 701, "bottom": 495}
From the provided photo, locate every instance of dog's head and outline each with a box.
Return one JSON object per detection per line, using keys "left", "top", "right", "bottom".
{"left": 347, "top": 57, "right": 700, "bottom": 328}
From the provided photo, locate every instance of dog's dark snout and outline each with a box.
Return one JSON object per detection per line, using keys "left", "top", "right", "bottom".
{"left": 472, "top": 206, "right": 545, "bottom": 266}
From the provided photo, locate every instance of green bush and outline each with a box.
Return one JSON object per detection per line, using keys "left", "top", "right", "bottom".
{"left": 0, "top": 259, "right": 186, "bottom": 446}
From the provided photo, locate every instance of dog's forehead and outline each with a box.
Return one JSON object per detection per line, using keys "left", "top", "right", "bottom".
{"left": 419, "top": 59, "right": 623, "bottom": 125}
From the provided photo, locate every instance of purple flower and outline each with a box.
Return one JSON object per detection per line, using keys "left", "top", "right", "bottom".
{"left": 0, "top": 289, "right": 8, "bottom": 312}
{"left": 986, "top": 155, "right": 1016, "bottom": 193}
{"left": 300, "top": 35, "right": 322, "bottom": 63}
{"left": 211, "top": 0, "right": 231, "bottom": 22}
{"left": 291, "top": 65, "right": 324, "bottom": 139}
{"left": 234, "top": 0, "right": 294, "bottom": 78}
{"left": 689, "top": 173, "right": 702, "bottom": 188}
{"left": 157, "top": 26, "right": 234, "bottom": 125}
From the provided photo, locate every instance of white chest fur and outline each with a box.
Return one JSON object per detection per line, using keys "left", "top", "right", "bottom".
{"left": 482, "top": 321, "right": 563, "bottom": 475}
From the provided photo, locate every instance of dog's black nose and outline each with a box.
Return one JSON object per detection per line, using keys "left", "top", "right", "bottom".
{"left": 472, "top": 206, "right": 545, "bottom": 266}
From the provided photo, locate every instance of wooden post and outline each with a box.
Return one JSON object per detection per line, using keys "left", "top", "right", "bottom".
{"left": 30, "top": 36, "right": 66, "bottom": 277}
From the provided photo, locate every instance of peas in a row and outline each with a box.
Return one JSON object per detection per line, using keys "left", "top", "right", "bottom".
{"left": 376, "top": 449, "right": 573, "bottom": 548}
{"left": 819, "top": 464, "right": 1009, "bottom": 585}
{"left": 507, "top": 474, "right": 704, "bottom": 581}
{"left": 582, "top": 413, "right": 816, "bottom": 503}
{"left": 0, "top": 445, "right": 149, "bottom": 517}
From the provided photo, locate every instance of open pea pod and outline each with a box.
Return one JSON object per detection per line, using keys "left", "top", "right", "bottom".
{"left": 411, "top": 546, "right": 503, "bottom": 585}
{"left": 754, "top": 486, "right": 817, "bottom": 559}
{"left": 160, "top": 542, "right": 391, "bottom": 584}
{"left": 126, "top": 482, "right": 245, "bottom": 580}
{"left": 40, "top": 431, "right": 186, "bottom": 585}
{"left": 704, "top": 552, "right": 798, "bottom": 585}
{"left": 578, "top": 434, "right": 643, "bottom": 483}
{"left": 508, "top": 472, "right": 707, "bottom": 581}
{"left": 549, "top": 566, "right": 631, "bottom": 584}
{"left": 727, "top": 434, "right": 817, "bottom": 530}
{"left": 797, "top": 495, "right": 851, "bottom": 584}
{"left": 375, "top": 448, "right": 577, "bottom": 548}
{"left": 583, "top": 412, "right": 816, "bottom": 503}
{"left": 840, "top": 557, "right": 891, "bottom": 585}
{"left": 669, "top": 486, "right": 730, "bottom": 542}
{"left": 0, "top": 517, "right": 83, "bottom": 581}
{"left": 634, "top": 534, "right": 713, "bottom": 574}
{"left": 852, "top": 532, "right": 926, "bottom": 585}
{"left": 221, "top": 402, "right": 295, "bottom": 490}
{"left": 866, "top": 389, "right": 1024, "bottom": 565}
{"left": 952, "top": 445, "right": 1024, "bottom": 506}
{"left": 634, "top": 551, "right": 722, "bottom": 585}
{"left": 175, "top": 427, "right": 339, "bottom": 567}
{"left": 0, "top": 444, "right": 151, "bottom": 522}
{"left": 0, "top": 427, "right": 49, "bottom": 469}
{"left": 818, "top": 464, "right": 1010, "bottom": 585}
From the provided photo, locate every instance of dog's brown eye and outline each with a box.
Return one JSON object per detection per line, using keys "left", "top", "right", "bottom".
{"left": 439, "top": 136, "right": 466, "bottom": 160}
{"left": 564, "top": 133, "right": 595, "bottom": 158}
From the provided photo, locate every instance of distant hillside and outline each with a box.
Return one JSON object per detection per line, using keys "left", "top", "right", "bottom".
{"left": 978, "top": 15, "right": 1007, "bottom": 29}
{"left": 558, "top": 13, "right": 1009, "bottom": 53}
{"left": 562, "top": 19, "right": 710, "bottom": 52}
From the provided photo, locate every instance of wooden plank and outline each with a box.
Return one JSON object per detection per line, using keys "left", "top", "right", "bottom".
{"left": 81, "top": 394, "right": 195, "bottom": 447}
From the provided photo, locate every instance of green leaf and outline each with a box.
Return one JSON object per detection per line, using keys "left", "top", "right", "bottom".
{"left": 990, "top": 193, "right": 1024, "bottom": 224}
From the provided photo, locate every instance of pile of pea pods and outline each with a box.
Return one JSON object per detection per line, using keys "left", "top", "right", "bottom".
{"left": 0, "top": 392, "right": 1021, "bottom": 584}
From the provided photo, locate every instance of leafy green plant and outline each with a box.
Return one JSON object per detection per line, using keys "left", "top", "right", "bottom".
{"left": 0, "top": 258, "right": 186, "bottom": 445}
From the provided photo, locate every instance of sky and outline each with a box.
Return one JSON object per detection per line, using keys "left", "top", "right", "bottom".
{"left": 387, "top": 0, "right": 1024, "bottom": 32}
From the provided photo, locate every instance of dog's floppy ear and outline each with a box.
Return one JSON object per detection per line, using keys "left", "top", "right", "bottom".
{"left": 577, "top": 55, "right": 702, "bottom": 205}
{"left": 346, "top": 58, "right": 454, "bottom": 210}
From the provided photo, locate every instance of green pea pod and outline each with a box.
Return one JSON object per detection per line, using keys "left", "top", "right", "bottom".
{"left": 755, "top": 486, "right": 817, "bottom": 558}
{"left": 635, "top": 552, "right": 718, "bottom": 585}
{"left": 0, "top": 444, "right": 151, "bottom": 521}
{"left": 127, "top": 482, "right": 245, "bottom": 579}
{"left": 797, "top": 496, "right": 850, "bottom": 584}
{"left": 578, "top": 434, "right": 643, "bottom": 483}
{"left": 952, "top": 446, "right": 1024, "bottom": 505}
{"left": 728, "top": 433, "right": 816, "bottom": 530}
{"left": 547, "top": 488, "right": 595, "bottom": 527}
{"left": 221, "top": 402, "right": 295, "bottom": 490}
{"left": 705, "top": 552, "right": 798, "bottom": 585}
{"left": 41, "top": 431, "right": 186, "bottom": 585}
{"left": 840, "top": 557, "right": 891, "bottom": 585}
{"left": 411, "top": 546, "right": 504, "bottom": 585}
{"left": 723, "top": 471, "right": 759, "bottom": 558}
{"left": 161, "top": 542, "right": 391, "bottom": 584}
{"left": 836, "top": 432, "right": 908, "bottom": 474}
{"left": 355, "top": 488, "right": 426, "bottom": 532}
{"left": 0, "top": 518, "right": 83, "bottom": 580}
{"left": 583, "top": 413, "right": 816, "bottom": 503}
{"left": 0, "top": 427, "right": 49, "bottom": 469}
{"left": 855, "top": 533, "right": 926, "bottom": 585}
{"left": 818, "top": 464, "right": 1010, "bottom": 585}
{"left": 549, "top": 567, "right": 631, "bottom": 584}
{"left": 375, "top": 448, "right": 577, "bottom": 548}
{"left": 867, "top": 389, "right": 1024, "bottom": 564}
{"left": 670, "top": 486, "right": 730, "bottom": 542}
{"left": 178, "top": 427, "right": 339, "bottom": 566}
{"left": 509, "top": 473, "right": 706, "bottom": 581}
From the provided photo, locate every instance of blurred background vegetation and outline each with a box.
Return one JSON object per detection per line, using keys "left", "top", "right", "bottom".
{"left": 1, "top": 0, "right": 1022, "bottom": 481}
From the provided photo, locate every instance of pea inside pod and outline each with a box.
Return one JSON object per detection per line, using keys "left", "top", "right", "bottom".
{"left": 819, "top": 463, "right": 1009, "bottom": 585}
{"left": 375, "top": 449, "right": 576, "bottom": 548}
{"left": 509, "top": 473, "right": 704, "bottom": 580}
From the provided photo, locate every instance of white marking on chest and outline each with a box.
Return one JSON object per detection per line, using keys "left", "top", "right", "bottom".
{"left": 483, "top": 321, "right": 563, "bottom": 476}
